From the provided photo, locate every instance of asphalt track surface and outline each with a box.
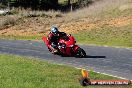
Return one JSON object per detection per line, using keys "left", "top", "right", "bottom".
{"left": 0, "top": 39, "right": 132, "bottom": 80}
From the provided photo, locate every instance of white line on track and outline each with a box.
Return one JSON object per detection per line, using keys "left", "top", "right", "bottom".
{"left": 74, "top": 67, "right": 132, "bottom": 82}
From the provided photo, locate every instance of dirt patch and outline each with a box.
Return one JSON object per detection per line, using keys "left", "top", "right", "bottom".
{"left": 0, "top": 28, "right": 42, "bottom": 37}
{"left": 59, "top": 16, "right": 132, "bottom": 34}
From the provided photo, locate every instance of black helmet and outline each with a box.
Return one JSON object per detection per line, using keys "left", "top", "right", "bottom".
{"left": 51, "top": 26, "right": 59, "bottom": 36}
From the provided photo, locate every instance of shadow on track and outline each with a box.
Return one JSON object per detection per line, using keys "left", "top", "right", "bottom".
{"left": 60, "top": 55, "right": 106, "bottom": 58}
{"left": 85, "top": 55, "right": 106, "bottom": 58}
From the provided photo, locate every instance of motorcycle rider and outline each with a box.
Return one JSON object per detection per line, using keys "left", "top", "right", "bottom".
{"left": 48, "top": 26, "right": 66, "bottom": 53}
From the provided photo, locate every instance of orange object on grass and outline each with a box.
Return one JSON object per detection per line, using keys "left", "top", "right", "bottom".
{"left": 81, "top": 69, "right": 89, "bottom": 78}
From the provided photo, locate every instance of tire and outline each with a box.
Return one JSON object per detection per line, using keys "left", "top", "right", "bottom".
{"left": 76, "top": 47, "right": 86, "bottom": 58}
{"left": 79, "top": 78, "right": 91, "bottom": 86}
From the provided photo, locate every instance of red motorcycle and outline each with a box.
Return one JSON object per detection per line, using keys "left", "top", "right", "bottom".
{"left": 42, "top": 34, "right": 86, "bottom": 58}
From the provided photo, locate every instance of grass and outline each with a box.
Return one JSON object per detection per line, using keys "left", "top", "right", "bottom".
{"left": 0, "top": 54, "right": 131, "bottom": 88}
{"left": 58, "top": 0, "right": 68, "bottom": 5}
{"left": 0, "top": 35, "right": 43, "bottom": 40}
{"left": 95, "top": 6, "right": 132, "bottom": 19}
{"left": 74, "top": 24, "right": 132, "bottom": 47}
{"left": 58, "top": 0, "right": 78, "bottom": 5}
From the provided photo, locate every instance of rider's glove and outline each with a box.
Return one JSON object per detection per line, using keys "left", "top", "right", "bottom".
{"left": 51, "top": 43, "right": 58, "bottom": 49}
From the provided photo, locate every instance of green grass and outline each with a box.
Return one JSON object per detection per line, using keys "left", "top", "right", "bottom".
{"left": 58, "top": 0, "right": 68, "bottom": 4}
{"left": 74, "top": 24, "right": 132, "bottom": 47}
{"left": 0, "top": 35, "right": 43, "bottom": 40}
{"left": 58, "top": 0, "right": 78, "bottom": 5}
{"left": 1, "top": 54, "right": 131, "bottom": 88}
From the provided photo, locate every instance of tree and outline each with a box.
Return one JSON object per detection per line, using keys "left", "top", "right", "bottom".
{"left": 40, "top": 0, "right": 58, "bottom": 10}
{"left": 0, "top": 0, "right": 59, "bottom": 10}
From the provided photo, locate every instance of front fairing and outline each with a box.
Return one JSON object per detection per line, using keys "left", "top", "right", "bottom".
{"left": 58, "top": 35, "right": 78, "bottom": 56}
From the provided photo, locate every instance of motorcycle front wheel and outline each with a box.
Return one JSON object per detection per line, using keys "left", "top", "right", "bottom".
{"left": 76, "top": 47, "right": 86, "bottom": 58}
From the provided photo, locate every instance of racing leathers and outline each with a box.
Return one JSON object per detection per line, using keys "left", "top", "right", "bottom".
{"left": 47, "top": 32, "right": 66, "bottom": 52}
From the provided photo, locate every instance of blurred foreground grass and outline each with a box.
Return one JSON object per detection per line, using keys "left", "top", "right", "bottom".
{"left": 1, "top": 54, "right": 131, "bottom": 88}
